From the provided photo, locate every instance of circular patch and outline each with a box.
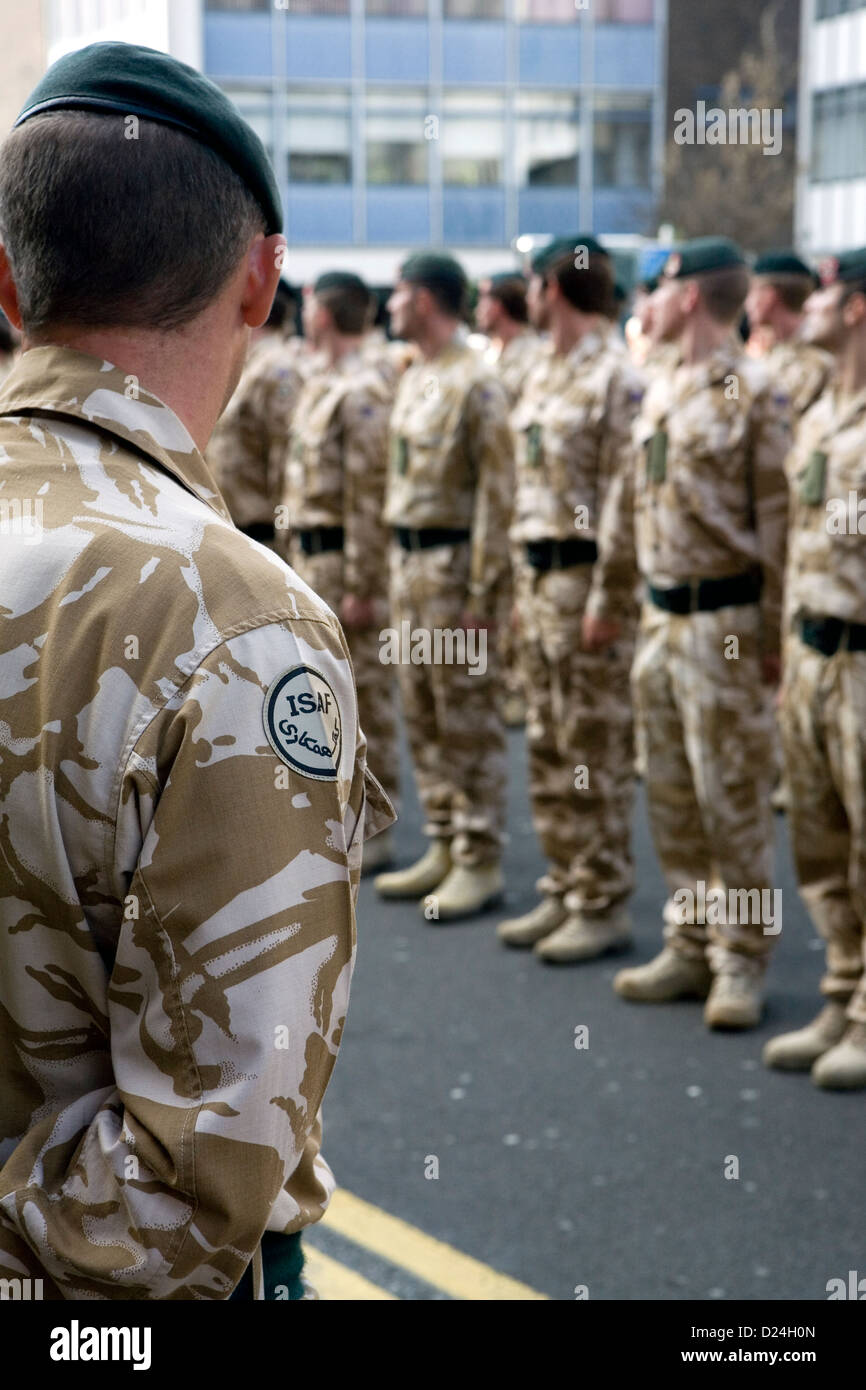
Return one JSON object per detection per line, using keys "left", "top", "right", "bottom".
{"left": 263, "top": 665, "right": 342, "bottom": 781}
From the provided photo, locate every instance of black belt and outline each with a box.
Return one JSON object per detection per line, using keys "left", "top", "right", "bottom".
{"left": 648, "top": 570, "right": 762, "bottom": 615}
{"left": 394, "top": 526, "right": 471, "bottom": 551}
{"left": 240, "top": 521, "right": 275, "bottom": 543}
{"left": 525, "top": 538, "right": 598, "bottom": 572}
{"left": 799, "top": 615, "right": 866, "bottom": 655}
{"left": 297, "top": 526, "right": 345, "bottom": 555}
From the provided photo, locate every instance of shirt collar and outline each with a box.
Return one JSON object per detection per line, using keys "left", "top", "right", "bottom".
{"left": 0, "top": 345, "right": 233, "bottom": 523}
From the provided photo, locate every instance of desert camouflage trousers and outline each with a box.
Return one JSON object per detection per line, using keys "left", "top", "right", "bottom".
{"left": 388, "top": 539, "right": 507, "bottom": 866}
{"left": 780, "top": 637, "right": 866, "bottom": 1023}
{"left": 516, "top": 561, "right": 635, "bottom": 915}
{"left": 291, "top": 545, "right": 399, "bottom": 803}
{"left": 633, "top": 600, "right": 776, "bottom": 971}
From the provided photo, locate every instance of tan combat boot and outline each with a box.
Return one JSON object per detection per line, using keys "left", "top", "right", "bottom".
{"left": 535, "top": 907, "right": 632, "bottom": 964}
{"left": 497, "top": 897, "right": 567, "bottom": 948}
{"left": 762, "top": 1002, "right": 849, "bottom": 1071}
{"left": 424, "top": 862, "right": 504, "bottom": 922}
{"left": 361, "top": 830, "right": 395, "bottom": 876}
{"left": 704, "top": 970, "right": 764, "bottom": 1031}
{"left": 811, "top": 1021, "right": 866, "bottom": 1091}
{"left": 614, "top": 946, "right": 712, "bottom": 1002}
{"left": 375, "top": 839, "right": 451, "bottom": 899}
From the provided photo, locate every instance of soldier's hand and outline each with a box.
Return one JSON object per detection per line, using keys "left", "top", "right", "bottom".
{"left": 761, "top": 652, "right": 782, "bottom": 687}
{"left": 340, "top": 594, "right": 376, "bottom": 629}
{"left": 582, "top": 613, "right": 620, "bottom": 652}
{"left": 460, "top": 609, "right": 493, "bottom": 633}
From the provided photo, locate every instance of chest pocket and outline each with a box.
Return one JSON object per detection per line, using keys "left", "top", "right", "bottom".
{"left": 798, "top": 449, "right": 827, "bottom": 506}
{"left": 645, "top": 429, "right": 668, "bottom": 484}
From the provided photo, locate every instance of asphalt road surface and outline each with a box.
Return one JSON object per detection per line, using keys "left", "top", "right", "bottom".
{"left": 311, "top": 726, "right": 862, "bottom": 1301}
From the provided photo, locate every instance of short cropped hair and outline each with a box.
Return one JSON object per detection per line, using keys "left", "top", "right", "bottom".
{"left": 542, "top": 250, "right": 615, "bottom": 318}
{"left": 486, "top": 276, "right": 529, "bottom": 325}
{"left": 0, "top": 111, "right": 265, "bottom": 334}
{"left": 694, "top": 265, "right": 751, "bottom": 325}
{"left": 315, "top": 283, "right": 373, "bottom": 335}
{"left": 758, "top": 273, "right": 815, "bottom": 314}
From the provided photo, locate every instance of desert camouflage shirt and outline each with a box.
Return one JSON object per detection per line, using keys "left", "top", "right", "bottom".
{"left": 206, "top": 334, "right": 307, "bottom": 531}
{"left": 486, "top": 331, "right": 544, "bottom": 407}
{"left": 509, "top": 327, "right": 644, "bottom": 600}
{"left": 385, "top": 338, "right": 515, "bottom": 610}
{"left": 590, "top": 342, "right": 792, "bottom": 652}
{"left": 280, "top": 346, "right": 395, "bottom": 599}
{"left": 0, "top": 346, "right": 394, "bottom": 1299}
{"left": 764, "top": 338, "right": 833, "bottom": 421}
{"left": 785, "top": 384, "right": 866, "bottom": 626}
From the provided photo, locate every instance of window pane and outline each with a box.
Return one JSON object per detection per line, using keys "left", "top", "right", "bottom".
{"left": 366, "top": 0, "right": 427, "bottom": 13}
{"left": 516, "top": 0, "right": 654, "bottom": 19}
{"left": 517, "top": 0, "right": 575, "bottom": 19}
{"left": 441, "top": 90, "right": 504, "bottom": 185}
{"left": 811, "top": 82, "right": 866, "bottom": 180}
{"left": 516, "top": 92, "right": 579, "bottom": 185}
{"left": 365, "top": 88, "right": 428, "bottom": 184}
{"left": 444, "top": 0, "right": 504, "bottom": 16}
{"left": 286, "top": 89, "right": 351, "bottom": 184}
{"left": 593, "top": 91, "right": 651, "bottom": 188}
{"left": 595, "top": 0, "right": 654, "bottom": 19}
{"left": 367, "top": 142, "right": 427, "bottom": 183}
{"left": 206, "top": 1, "right": 270, "bottom": 11}
{"left": 224, "top": 86, "right": 274, "bottom": 168}
{"left": 289, "top": 152, "right": 352, "bottom": 182}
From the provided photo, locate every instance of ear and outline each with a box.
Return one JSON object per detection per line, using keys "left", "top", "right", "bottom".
{"left": 842, "top": 290, "right": 866, "bottom": 328}
{"left": 240, "top": 233, "right": 286, "bottom": 330}
{"left": 0, "top": 246, "right": 23, "bottom": 330}
{"left": 682, "top": 281, "right": 700, "bottom": 315}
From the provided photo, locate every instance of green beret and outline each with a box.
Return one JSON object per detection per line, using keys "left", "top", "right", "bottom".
{"left": 486, "top": 271, "right": 527, "bottom": 289}
{"left": 400, "top": 252, "right": 467, "bottom": 295}
{"left": 662, "top": 237, "right": 746, "bottom": 280}
{"left": 753, "top": 250, "right": 816, "bottom": 281}
{"left": 819, "top": 248, "right": 866, "bottom": 286}
{"left": 531, "top": 234, "right": 609, "bottom": 275}
{"left": 314, "top": 271, "right": 369, "bottom": 296}
{"left": 14, "top": 41, "right": 282, "bottom": 236}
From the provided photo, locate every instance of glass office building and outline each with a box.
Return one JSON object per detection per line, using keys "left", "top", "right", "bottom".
{"left": 797, "top": 0, "right": 866, "bottom": 251}
{"left": 42, "top": 0, "right": 666, "bottom": 273}
{"left": 205, "top": 0, "right": 666, "bottom": 268}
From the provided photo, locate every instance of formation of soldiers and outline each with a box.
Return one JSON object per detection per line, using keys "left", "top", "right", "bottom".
{"left": 208, "top": 234, "right": 866, "bottom": 1094}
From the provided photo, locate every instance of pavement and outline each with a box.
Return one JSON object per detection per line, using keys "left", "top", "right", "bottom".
{"left": 304, "top": 727, "right": 863, "bottom": 1301}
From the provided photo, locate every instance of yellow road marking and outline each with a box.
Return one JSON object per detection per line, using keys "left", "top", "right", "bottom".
{"left": 322, "top": 1190, "right": 548, "bottom": 1301}
{"left": 303, "top": 1245, "right": 398, "bottom": 1301}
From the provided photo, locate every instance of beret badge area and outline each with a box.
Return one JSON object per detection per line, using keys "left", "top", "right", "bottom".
{"left": 819, "top": 257, "right": 840, "bottom": 287}
{"left": 264, "top": 665, "right": 342, "bottom": 782}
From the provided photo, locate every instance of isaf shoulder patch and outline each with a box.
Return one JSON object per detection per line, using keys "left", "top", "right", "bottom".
{"left": 263, "top": 665, "right": 342, "bottom": 781}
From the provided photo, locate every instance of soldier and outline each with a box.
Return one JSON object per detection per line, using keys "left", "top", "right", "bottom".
{"left": 475, "top": 272, "right": 543, "bottom": 407}
{"left": 745, "top": 251, "right": 833, "bottom": 419}
{"left": 206, "top": 280, "right": 308, "bottom": 548}
{"left": 744, "top": 252, "right": 833, "bottom": 815}
{"left": 0, "top": 42, "right": 393, "bottom": 1300}
{"left": 280, "top": 271, "right": 399, "bottom": 872}
{"left": 475, "top": 271, "right": 542, "bottom": 728}
{"left": 497, "top": 237, "right": 643, "bottom": 962}
{"left": 584, "top": 238, "right": 791, "bottom": 1030}
{"left": 764, "top": 249, "right": 866, "bottom": 1088}
{"left": 374, "top": 253, "right": 513, "bottom": 920}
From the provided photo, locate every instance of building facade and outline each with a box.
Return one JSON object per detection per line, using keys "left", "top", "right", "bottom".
{"left": 35, "top": 0, "right": 666, "bottom": 279}
{"left": 797, "top": 0, "right": 866, "bottom": 252}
